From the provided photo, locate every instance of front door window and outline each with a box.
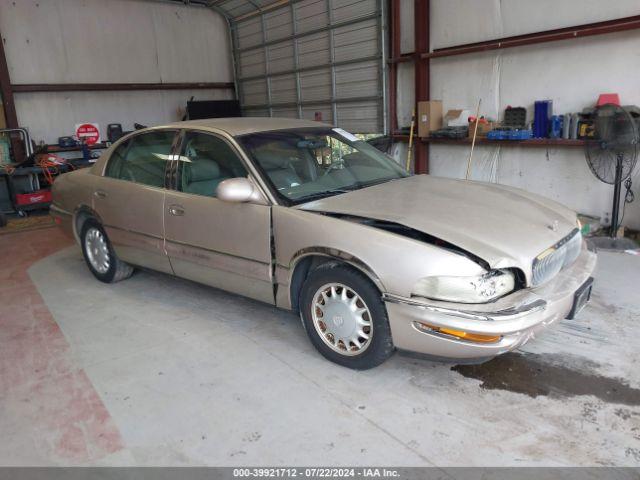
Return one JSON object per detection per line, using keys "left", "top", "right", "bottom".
{"left": 177, "top": 132, "right": 249, "bottom": 198}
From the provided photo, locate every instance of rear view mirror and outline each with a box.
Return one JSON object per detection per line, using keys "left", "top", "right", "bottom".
{"left": 216, "top": 177, "right": 267, "bottom": 205}
{"left": 297, "top": 139, "right": 328, "bottom": 149}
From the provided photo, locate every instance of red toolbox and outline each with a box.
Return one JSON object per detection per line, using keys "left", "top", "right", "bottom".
{"left": 14, "top": 189, "right": 52, "bottom": 206}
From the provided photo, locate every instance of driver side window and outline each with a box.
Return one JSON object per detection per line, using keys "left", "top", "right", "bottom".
{"left": 177, "top": 132, "right": 248, "bottom": 198}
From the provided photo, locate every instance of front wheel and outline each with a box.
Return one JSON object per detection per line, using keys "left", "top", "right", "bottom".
{"left": 299, "top": 263, "right": 394, "bottom": 369}
{"left": 81, "top": 219, "right": 134, "bottom": 283}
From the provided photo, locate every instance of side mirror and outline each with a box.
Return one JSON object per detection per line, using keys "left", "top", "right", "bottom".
{"left": 216, "top": 177, "right": 268, "bottom": 205}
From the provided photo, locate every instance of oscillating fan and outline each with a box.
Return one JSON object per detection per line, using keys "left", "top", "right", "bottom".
{"left": 584, "top": 104, "right": 638, "bottom": 238}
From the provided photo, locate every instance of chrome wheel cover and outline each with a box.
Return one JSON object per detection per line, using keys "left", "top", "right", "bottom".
{"left": 84, "top": 227, "right": 110, "bottom": 274}
{"left": 311, "top": 283, "right": 373, "bottom": 356}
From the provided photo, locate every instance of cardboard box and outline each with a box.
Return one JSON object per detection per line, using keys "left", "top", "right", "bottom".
{"left": 417, "top": 100, "right": 442, "bottom": 138}
{"left": 443, "top": 109, "right": 471, "bottom": 127}
{"left": 468, "top": 120, "right": 495, "bottom": 137}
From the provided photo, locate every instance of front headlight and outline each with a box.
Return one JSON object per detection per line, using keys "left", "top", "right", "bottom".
{"left": 412, "top": 269, "right": 515, "bottom": 303}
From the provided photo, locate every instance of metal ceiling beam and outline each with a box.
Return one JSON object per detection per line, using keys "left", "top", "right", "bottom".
{"left": 11, "top": 82, "right": 234, "bottom": 93}
{"left": 234, "top": 0, "right": 290, "bottom": 22}
{"left": 423, "top": 14, "right": 640, "bottom": 59}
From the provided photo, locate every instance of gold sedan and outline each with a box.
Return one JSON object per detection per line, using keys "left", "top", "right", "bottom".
{"left": 52, "top": 118, "right": 596, "bottom": 369}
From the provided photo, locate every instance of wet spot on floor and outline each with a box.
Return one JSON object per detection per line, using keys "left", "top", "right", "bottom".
{"left": 452, "top": 352, "right": 640, "bottom": 406}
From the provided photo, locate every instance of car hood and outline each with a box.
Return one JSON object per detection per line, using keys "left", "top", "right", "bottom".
{"left": 297, "top": 175, "right": 578, "bottom": 271}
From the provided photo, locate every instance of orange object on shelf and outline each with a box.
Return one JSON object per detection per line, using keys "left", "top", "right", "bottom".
{"left": 35, "top": 153, "right": 72, "bottom": 184}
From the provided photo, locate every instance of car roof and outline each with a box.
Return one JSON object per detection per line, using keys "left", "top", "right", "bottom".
{"left": 164, "top": 117, "right": 333, "bottom": 137}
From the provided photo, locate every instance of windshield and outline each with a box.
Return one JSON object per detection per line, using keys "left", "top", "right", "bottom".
{"left": 238, "top": 128, "right": 409, "bottom": 205}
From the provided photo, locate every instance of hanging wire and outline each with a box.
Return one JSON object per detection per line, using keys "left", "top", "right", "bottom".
{"left": 618, "top": 177, "right": 635, "bottom": 227}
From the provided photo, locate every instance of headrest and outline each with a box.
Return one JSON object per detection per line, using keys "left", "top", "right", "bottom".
{"left": 257, "top": 151, "right": 290, "bottom": 170}
{"left": 186, "top": 158, "right": 220, "bottom": 182}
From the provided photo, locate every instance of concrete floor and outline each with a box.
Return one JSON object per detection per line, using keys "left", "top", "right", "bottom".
{"left": 1, "top": 227, "right": 640, "bottom": 466}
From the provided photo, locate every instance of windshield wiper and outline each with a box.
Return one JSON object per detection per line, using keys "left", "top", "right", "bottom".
{"left": 296, "top": 189, "right": 352, "bottom": 202}
{"left": 349, "top": 177, "right": 399, "bottom": 190}
{"left": 295, "top": 177, "right": 404, "bottom": 203}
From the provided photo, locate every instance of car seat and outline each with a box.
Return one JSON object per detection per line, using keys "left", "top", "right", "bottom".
{"left": 122, "top": 152, "right": 166, "bottom": 187}
{"left": 183, "top": 158, "right": 229, "bottom": 197}
{"left": 256, "top": 152, "right": 302, "bottom": 190}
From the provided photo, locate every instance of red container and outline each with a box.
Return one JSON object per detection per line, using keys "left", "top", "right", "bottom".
{"left": 15, "top": 189, "right": 52, "bottom": 206}
{"left": 597, "top": 93, "right": 620, "bottom": 107}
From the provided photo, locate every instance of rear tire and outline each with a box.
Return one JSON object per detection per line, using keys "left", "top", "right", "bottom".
{"left": 299, "top": 263, "right": 394, "bottom": 369}
{"left": 81, "top": 219, "right": 134, "bottom": 283}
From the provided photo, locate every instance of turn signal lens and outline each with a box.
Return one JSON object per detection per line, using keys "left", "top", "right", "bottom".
{"left": 413, "top": 321, "right": 501, "bottom": 344}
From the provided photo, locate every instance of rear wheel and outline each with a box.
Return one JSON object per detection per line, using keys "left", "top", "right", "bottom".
{"left": 81, "top": 219, "right": 134, "bottom": 283}
{"left": 299, "top": 263, "right": 394, "bottom": 369}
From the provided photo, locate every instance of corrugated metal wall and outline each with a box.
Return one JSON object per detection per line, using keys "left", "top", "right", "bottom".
{"left": 0, "top": 0, "right": 234, "bottom": 144}
{"left": 396, "top": 0, "right": 640, "bottom": 229}
{"left": 233, "top": 0, "right": 386, "bottom": 133}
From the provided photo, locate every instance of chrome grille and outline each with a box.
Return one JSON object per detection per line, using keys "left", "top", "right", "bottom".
{"left": 532, "top": 229, "right": 582, "bottom": 286}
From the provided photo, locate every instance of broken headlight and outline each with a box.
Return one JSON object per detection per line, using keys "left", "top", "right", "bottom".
{"left": 412, "top": 270, "right": 515, "bottom": 303}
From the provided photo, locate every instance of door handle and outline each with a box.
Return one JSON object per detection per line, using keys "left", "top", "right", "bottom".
{"left": 168, "top": 204, "right": 185, "bottom": 216}
{"left": 94, "top": 190, "right": 107, "bottom": 199}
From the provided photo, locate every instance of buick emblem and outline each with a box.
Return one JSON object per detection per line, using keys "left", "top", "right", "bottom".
{"left": 548, "top": 220, "right": 559, "bottom": 232}
{"left": 333, "top": 315, "right": 344, "bottom": 327}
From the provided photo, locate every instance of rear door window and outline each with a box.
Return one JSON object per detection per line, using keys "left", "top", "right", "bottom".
{"left": 105, "top": 130, "right": 177, "bottom": 188}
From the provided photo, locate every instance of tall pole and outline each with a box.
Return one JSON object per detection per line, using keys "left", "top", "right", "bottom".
{"left": 414, "top": 0, "right": 429, "bottom": 173}
{"left": 0, "top": 28, "right": 17, "bottom": 128}
{"left": 610, "top": 154, "right": 623, "bottom": 238}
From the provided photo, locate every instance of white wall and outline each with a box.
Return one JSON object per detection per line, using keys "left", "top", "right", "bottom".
{"left": 397, "top": 0, "right": 640, "bottom": 229}
{"left": 0, "top": 0, "right": 234, "bottom": 143}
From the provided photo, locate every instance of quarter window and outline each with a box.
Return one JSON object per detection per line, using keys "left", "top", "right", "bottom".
{"left": 177, "top": 132, "right": 248, "bottom": 198}
{"left": 105, "top": 130, "right": 176, "bottom": 188}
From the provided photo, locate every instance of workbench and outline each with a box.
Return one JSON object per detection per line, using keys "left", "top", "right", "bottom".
{"left": 0, "top": 157, "right": 98, "bottom": 216}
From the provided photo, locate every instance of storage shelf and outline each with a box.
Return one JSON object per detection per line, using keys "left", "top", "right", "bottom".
{"left": 46, "top": 142, "right": 109, "bottom": 153}
{"left": 391, "top": 134, "right": 585, "bottom": 148}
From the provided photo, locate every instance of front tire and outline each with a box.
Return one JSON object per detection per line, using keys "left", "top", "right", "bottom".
{"left": 299, "top": 263, "right": 394, "bottom": 369}
{"left": 81, "top": 219, "right": 134, "bottom": 283}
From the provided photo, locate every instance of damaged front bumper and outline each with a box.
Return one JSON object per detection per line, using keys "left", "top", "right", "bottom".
{"left": 383, "top": 241, "right": 597, "bottom": 361}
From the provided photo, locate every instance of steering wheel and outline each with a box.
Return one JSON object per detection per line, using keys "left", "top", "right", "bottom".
{"left": 322, "top": 160, "right": 345, "bottom": 177}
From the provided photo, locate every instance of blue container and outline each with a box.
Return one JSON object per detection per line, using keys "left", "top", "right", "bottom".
{"left": 508, "top": 129, "right": 533, "bottom": 140}
{"left": 549, "top": 115, "right": 563, "bottom": 139}
{"left": 487, "top": 129, "right": 507, "bottom": 140}
{"left": 533, "top": 100, "right": 553, "bottom": 138}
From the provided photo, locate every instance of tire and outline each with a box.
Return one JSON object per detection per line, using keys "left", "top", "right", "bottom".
{"left": 299, "top": 262, "right": 394, "bottom": 369}
{"left": 81, "top": 219, "right": 134, "bottom": 283}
